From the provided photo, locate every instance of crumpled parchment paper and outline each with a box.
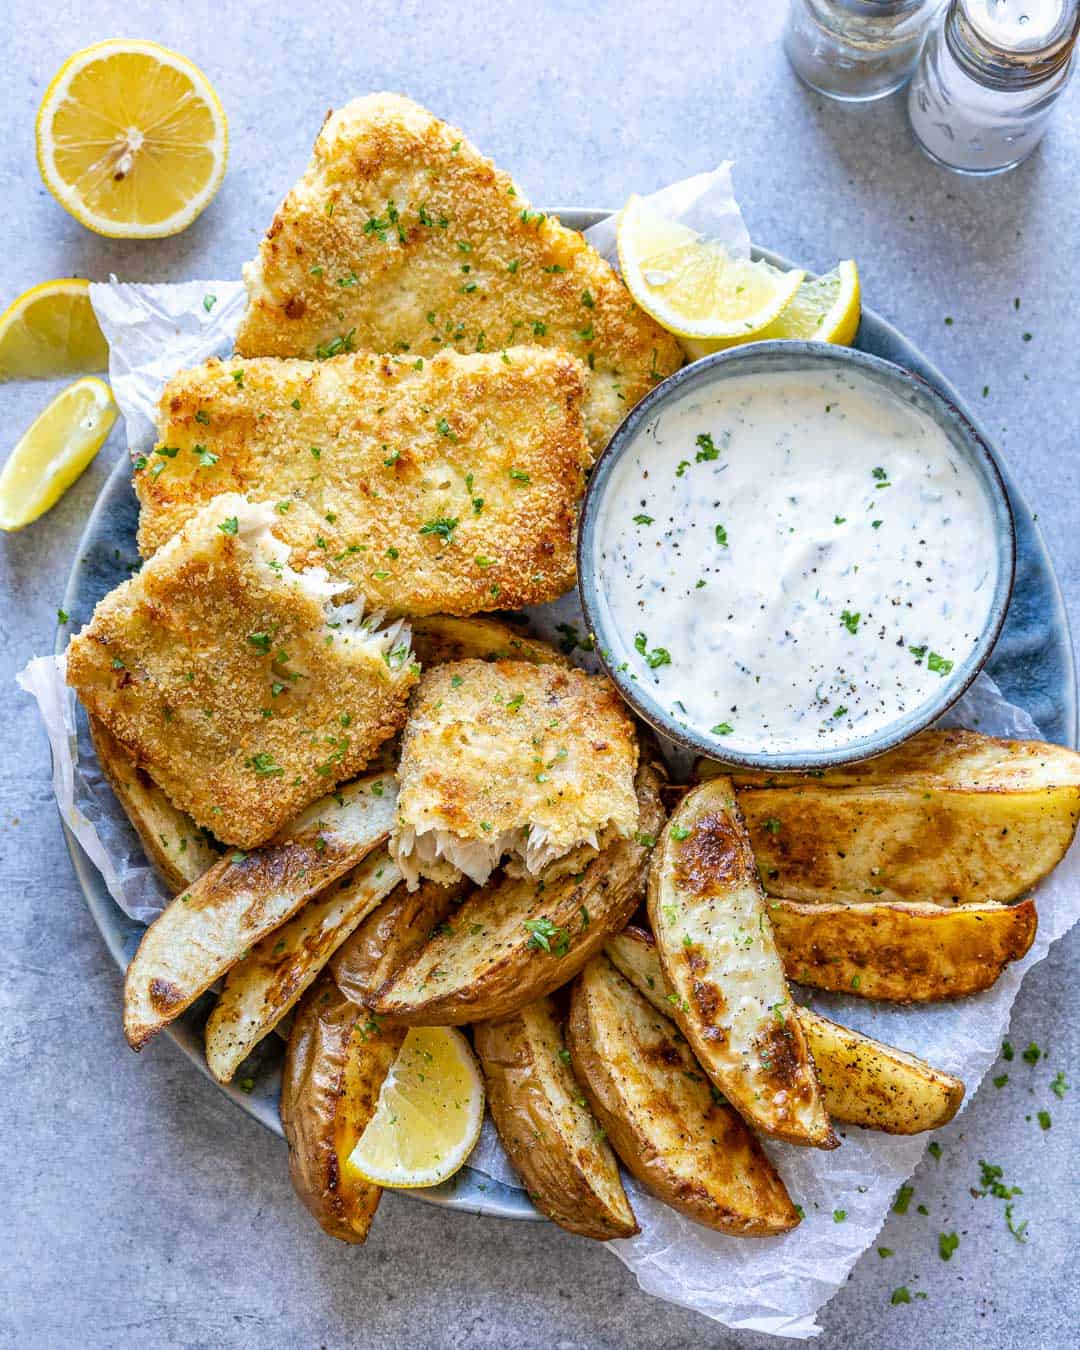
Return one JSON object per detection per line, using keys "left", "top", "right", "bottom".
{"left": 16, "top": 169, "right": 1080, "bottom": 1339}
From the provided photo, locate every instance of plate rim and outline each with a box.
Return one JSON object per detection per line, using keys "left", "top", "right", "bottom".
{"left": 55, "top": 206, "right": 1078, "bottom": 1225}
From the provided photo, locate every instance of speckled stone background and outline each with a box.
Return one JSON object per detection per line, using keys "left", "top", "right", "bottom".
{"left": 1, "top": 2, "right": 1077, "bottom": 1346}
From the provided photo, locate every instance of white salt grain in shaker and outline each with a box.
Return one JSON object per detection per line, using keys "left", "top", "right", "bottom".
{"left": 784, "top": 0, "right": 944, "bottom": 102}
{"left": 908, "top": 0, "right": 1079, "bottom": 173}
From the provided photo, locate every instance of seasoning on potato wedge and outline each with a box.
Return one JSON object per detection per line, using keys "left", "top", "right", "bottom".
{"left": 567, "top": 955, "right": 800, "bottom": 1235}
{"left": 474, "top": 996, "right": 639, "bottom": 1240}
{"left": 123, "top": 773, "right": 397, "bottom": 1049}
{"left": 204, "top": 851, "right": 404, "bottom": 1083}
{"left": 371, "top": 757, "right": 666, "bottom": 1026}
{"left": 647, "top": 776, "right": 835, "bottom": 1149}
{"left": 701, "top": 729, "right": 1080, "bottom": 906}
{"left": 280, "top": 972, "right": 405, "bottom": 1244}
{"left": 771, "top": 898, "right": 1037, "bottom": 1002}
{"left": 605, "top": 927, "right": 965, "bottom": 1134}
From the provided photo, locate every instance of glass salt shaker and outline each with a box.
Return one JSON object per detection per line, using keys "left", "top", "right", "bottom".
{"left": 784, "top": 0, "right": 945, "bottom": 101}
{"left": 908, "top": 0, "right": 1080, "bottom": 173}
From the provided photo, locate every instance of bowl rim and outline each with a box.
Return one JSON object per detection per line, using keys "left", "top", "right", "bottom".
{"left": 576, "top": 340, "right": 1018, "bottom": 772}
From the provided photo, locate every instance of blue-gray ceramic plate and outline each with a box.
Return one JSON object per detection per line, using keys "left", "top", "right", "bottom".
{"left": 578, "top": 342, "right": 1017, "bottom": 771}
{"left": 56, "top": 210, "right": 1077, "bottom": 1224}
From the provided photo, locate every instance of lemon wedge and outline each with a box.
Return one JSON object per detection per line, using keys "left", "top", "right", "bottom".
{"left": 617, "top": 194, "right": 804, "bottom": 341}
{"left": 681, "top": 260, "right": 862, "bottom": 360}
{"left": 348, "top": 1027, "right": 484, "bottom": 1189}
{"left": 0, "top": 279, "right": 108, "bottom": 381}
{"left": 36, "top": 39, "right": 227, "bottom": 239}
{"left": 0, "top": 377, "right": 117, "bottom": 530}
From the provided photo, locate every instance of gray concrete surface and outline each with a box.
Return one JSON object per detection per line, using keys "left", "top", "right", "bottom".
{"left": 1, "top": 1, "right": 1077, "bottom": 1346}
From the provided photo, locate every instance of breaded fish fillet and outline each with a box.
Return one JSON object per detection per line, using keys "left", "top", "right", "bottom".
{"left": 139, "top": 348, "right": 589, "bottom": 617}
{"left": 235, "top": 93, "right": 682, "bottom": 454}
{"left": 67, "top": 495, "right": 416, "bottom": 849}
{"left": 390, "top": 659, "right": 640, "bottom": 888}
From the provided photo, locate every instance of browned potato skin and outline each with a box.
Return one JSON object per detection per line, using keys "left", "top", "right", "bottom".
{"left": 648, "top": 779, "right": 835, "bottom": 1150}
{"left": 772, "top": 898, "right": 1037, "bottom": 1002}
{"left": 280, "top": 973, "right": 404, "bottom": 1244}
{"left": 606, "top": 927, "right": 965, "bottom": 1134}
{"left": 371, "top": 757, "right": 666, "bottom": 1026}
{"left": 330, "top": 875, "right": 471, "bottom": 1007}
{"left": 89, "top": 714, "right": 220, "bottom": 893}
{"left": 409, "top": 615, "right": 569, "bottom": 669}
{"left": 567, "top": 956, "right": 799, "bottom": 1236}
{"left": 709, "top": 730, "right": 1080, "bottom": 907}
{"left": 474, "top": 998, "right": 639, "bottom": 1240}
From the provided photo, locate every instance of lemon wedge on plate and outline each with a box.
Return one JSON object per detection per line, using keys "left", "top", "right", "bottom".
{"left": 681, "top": 260, "right": 862, "bottom": 360}
{"left": 349, "top": 1027, "right": 485, "bottom": 1189}
{"left": 617, "top": 194, "right": 804, "bottom": 341}
{"left": 0, "top": 377, "right": 117, "bottom": 530}
{"left": 36, "top": 39, "right": 227, "bottom": 239}
{"left": 0, "top": 279, "right": 108, "bottom": 381}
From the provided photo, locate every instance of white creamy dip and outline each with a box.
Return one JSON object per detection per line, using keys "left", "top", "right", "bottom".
{"left": 592, "top": 367, "right": 1000, "bottom": 756}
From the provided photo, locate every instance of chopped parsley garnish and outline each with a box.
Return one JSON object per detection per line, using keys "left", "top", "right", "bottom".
{"left": 634, "top": 632, "right": 671, "bottom": 669}
{"left": 57, "top": 608, "right": 69, "bottom": 624}
{"left": 671, "top": 825, "right": 691, "bottom": 841}
{"left": 695, "top": 432, "right": 719, "bottom": 461}
{"left": 675, "top": 459, "right": 691, "bottom": 477}
{"left": 247, "top": 632, "right": 273, "bottom": 654}
{"left": 508, "top": 468, "right": 531, "bottom": 483}
{"left": 419, "top": 516, "right": 459, "bottom": 543}
{"left": 633, "top": 513, "right": 654, "bottom": 525}
{"left": 218, "top": 516, "right": 239, "bottom": 535}
{"left": 581, "top": 289, "right": 594, "bottom": 308}
{"left": 714, "top": 523, "right": 728, "bottom": 547}
{"left": 711, "top": 722, "right": 734, "bottom": 735}
{"left": 196, "top": 447, "right": 218, "bottom": 468}
{"left": 892, "top": 1184, "right": 914, "bottom": 1215}
{"left": 1051, "top": 1070, "right": 1069, "bottom": 1098}
{"left": 436, "top": 416, "right": 456, "bottom": 440}
{"left": 927, "top": 651, "right": 954, "bottom": 676}
{"left": 524, "top": 916, "right": 570, "bottom": 956}
{"left": 246, "top": 752, "right": 284, "bottom": 777}
{"left": 928, "top": 1141, "right": 942, "bottom": 1160}
{"left": 833, "top": 705, "right": 848, "bottom": 718}
{"left": 891, "top": 1288, "right": 912, "bottom": 1306}
{"left": 763, "top": 817, "right": 781, "bottom": 835}
{"left": 834, "top": 515, "right": 846, "bottom": 524}
{"left": 840, "top": 609, "right": 861, "bottom": 634}
{"left": 1037, "top": 1109, "right": 1052, "bottom": 1130}
{"left": 833, "top": 1210, "right": 847, "bottom": 1223}
{"left": 938, "top": 1231, "right": 959, "bottom": 1260}
{"left": 315, "top": 329, "right": 356, "bottom": 360}
{"left": 202, "top": 293, "right": 217, "bottom": 312}
{"left": 555, "top": 622, "right": 595, "bottom": 655}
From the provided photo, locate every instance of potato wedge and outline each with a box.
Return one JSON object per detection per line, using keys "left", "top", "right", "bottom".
{"left": 771, "top": 898, "right": 1037, "bottom": 1002}
{"left": 647, "top": 777, "right": 835, "bottom": 1149}
{"left": 204, "top": 852, "right": 404, "bottom": 1083}
{"left": 123, "top": 774, "right": 397, "bottom": 1049}
{"left": 89, "top": 714, "right": 219, "bottom": 893}
{"left": 699, "top": 729, "right": 1080, "bottom": 906}
{"left": 330, "top": 875, "right": 470, "bottom": 1008}
{"left": 606, "top": 928, "right": 965, "bottom": 1134}
{"left": 280, "top": 972, "right": 405, "bottom": 1244}
{"left": 567, "top": 956, "right": 799, "bottom": 1235}
{"left": 372, "top": 758, "right": 666, "bottom": 1026}
{"left": 474, "top": 997, "right": 638, "bottom": 1240}
{"left": 410, "top": 614, "right": 568, "bottom": 669}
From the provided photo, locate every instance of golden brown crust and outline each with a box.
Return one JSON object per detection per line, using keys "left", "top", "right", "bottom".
{"left": 139, "top": 348, "right": 591, "bottom": 617}
{"left": 772, "top": 898, "right": 1038, "bottom": 1001}
{"left": 474, "top": 998, "right": 639, "bottom": 1240}
{"left": 280, "top": 972, "right": 404, "bottom": 1244}
{"left": 395, "top": 660, "right": 639, "bottom": 864}
{"left": 567, "top": 956, "right": 799, "bottom": 1236}
{"left": 67, "top": 495, "right": 415, "bottom": 848}
{"left": 235, "top": 92, "right": 681, "bottom": 453}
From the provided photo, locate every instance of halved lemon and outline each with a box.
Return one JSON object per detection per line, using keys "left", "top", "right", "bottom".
{"left": 0, "top": 377, "right": 117, "bottom": 530}
{"left": 0, "top": 279, "right": 108, "bottom": 381}
{"left": 617, "top": 194, "right": 804, "bottom": 341}
{"left": 349, "top": 1027, "right": 484, "bottom": 1189}
{"left": 36, "top": 39, "right": 227, "bottom": 239}
{"left": 681, "top": 260, "right": 862, "bottom": 360}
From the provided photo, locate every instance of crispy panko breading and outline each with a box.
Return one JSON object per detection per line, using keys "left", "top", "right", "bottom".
{"left": 139, "top": 348, "right": 590, "bottom": 617}
{"left": 67, "top": 494, "right": 416, "bottom": 849}
{"left": 390, "top": 659, "right": 639, "bottom": 887}
{"left": 235, "top": 93, "right": 682, "bottom": 454}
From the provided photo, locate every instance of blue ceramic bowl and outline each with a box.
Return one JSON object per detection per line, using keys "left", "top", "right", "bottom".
{"left": 577, "top": 342, "right": 1017, "bottom": 772}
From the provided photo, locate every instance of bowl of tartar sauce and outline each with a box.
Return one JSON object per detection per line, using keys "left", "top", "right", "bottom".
{"left": 578, "top": 343, "right": 1015, "bottom": 771}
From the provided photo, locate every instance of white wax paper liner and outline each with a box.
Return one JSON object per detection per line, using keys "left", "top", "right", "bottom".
{"left": 16, "top": 168, "right": 1080, "bottom": 1337}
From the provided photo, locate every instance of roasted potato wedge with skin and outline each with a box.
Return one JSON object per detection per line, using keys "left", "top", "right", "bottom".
{"left": 648, "top": 777, "right": 835, "bottom": 1149}
{"left": 568, "top": 956, "right": 799, "bottom": 1236}
{"left": 409, "top": 615, "right": 568, "bottom": 669}
{"left": 772, "top": 898, "right": 1037, "bottom": 1002}
{"left": 280, "top": 972, "right": 405, "bottom": 1244}
{"left": 606, "top": 928, "right": 965, "bottom": 1134}
{"left": 123, "top": 774, "right": 397, "bottom": 1049}
{"left": 474, "top": 998, "right": 639, "bottom": 1240}
{"left": 330, "top": 874, "right": 470, "bottom": 1008}
{"left": 372, "top": 758, "right": 666, "bottom": 1026}
{"left": 700, "top": 729, "right": 1080, "bottom": 906}
{"left": 204, "top": 852, "right": 404, "bottom": 1083}
{"left": 90, "top": 714, "right": 220, "bottom": 893}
